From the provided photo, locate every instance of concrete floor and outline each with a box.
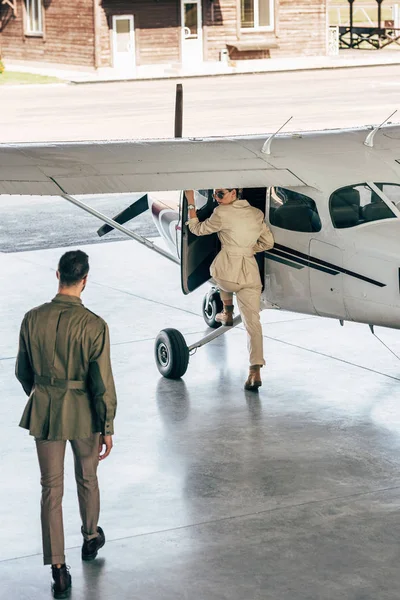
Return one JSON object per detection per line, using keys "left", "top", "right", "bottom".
{"left": 2, "top": 240, "right": 400, "bottom": 599}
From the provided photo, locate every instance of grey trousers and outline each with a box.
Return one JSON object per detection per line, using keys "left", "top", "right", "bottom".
{"left": 35, "top": 433, "right": 101, "bottom": 565}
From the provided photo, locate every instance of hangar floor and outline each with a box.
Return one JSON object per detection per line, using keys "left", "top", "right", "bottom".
{"left": 2, "top": 240, "right": 400, "bottom": 600}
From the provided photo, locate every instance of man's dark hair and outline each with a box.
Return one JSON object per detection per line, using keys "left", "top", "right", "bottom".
{"left": 58, "top": 250, "right": 89, "bottom": 286}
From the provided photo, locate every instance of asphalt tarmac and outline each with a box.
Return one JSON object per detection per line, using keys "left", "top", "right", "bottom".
{"left": 0, "top": 194, "right": 158, "bottom": 252}
{"left": 1, "top": 65, "right": 400, "bottom": 143}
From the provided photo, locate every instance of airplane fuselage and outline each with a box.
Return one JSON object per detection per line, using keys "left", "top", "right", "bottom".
{"left": 148, "top": 181, "right": 400, "bottom": 331}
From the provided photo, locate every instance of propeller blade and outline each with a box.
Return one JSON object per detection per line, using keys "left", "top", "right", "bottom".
{"left": 97, "top": 194, "right": 148, "bottom": 237}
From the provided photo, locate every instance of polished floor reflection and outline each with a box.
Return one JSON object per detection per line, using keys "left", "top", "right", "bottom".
{"left": 2, "top": 241, "right": 400, "bottom": 599}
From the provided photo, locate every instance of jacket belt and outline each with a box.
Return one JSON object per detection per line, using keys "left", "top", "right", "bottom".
{"left": 34, "top": 375, "right": 87, "bottom": 390}
{"left": 221, "top": 245, "right": 254, "bottom": 257}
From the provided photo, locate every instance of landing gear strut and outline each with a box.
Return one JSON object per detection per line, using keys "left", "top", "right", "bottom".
{"left": 154, "top": 316, "right": 242, "bottom": 380}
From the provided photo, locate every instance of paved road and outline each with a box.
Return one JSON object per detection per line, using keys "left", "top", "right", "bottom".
{"left": 1, "top": 66, "right": 400, "bottom": 251}
{"left": 1, "top": 65, "right": 400, "bottom": 143}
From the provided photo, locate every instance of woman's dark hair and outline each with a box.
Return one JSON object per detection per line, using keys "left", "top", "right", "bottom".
{"left": 58, "top": 250, "right": 89, "bottom": 286}
{"left": 228, "top": 188, "right": 241, "bottom": 199}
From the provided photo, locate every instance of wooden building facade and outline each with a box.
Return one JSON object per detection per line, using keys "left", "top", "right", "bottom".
{"left": 0, "top": 1, "right": 328, "bottom": 72}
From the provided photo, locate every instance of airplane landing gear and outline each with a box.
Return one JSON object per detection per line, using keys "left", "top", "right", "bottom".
{"left": 154, "top": 328, "right": 189, "bottom": 379}
{"left": 154, "top": 315, "right": 242, "bottom": 380}
{"left": 202, "top": 288, "right": 223, "bottom": 329}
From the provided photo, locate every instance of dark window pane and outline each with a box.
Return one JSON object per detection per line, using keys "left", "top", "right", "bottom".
{"left": 184, "top": 3, "right": 198, "bottom": 37}
{"left": 241, "top": 0, "right": 254, "bottom": 28}
{"left": 330, "top": 183, "right": 396, "bottom": 229}
{"left": 270, "top": 187, "right": 321, "bottom": 233}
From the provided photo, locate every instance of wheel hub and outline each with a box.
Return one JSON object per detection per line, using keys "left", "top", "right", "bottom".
{"left": 204, "top": 300, "right": 214, "bottom": 319}
{"left": 157, "top": 342, "right": 169, "bottom": 367}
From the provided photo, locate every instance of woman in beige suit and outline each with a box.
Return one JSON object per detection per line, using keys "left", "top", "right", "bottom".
{"left": 185, "top": 188, "right": 274, "bottom": 391}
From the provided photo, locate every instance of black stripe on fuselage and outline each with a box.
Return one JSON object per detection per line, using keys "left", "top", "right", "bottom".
{"left": 267, "top": 243, "right": 386, "bottom": 288}
{"left": 268, "top": 248, "right": 339, "bottom": 276}
{"left": 266, "top": 254, "right": 304, "bottom": 270}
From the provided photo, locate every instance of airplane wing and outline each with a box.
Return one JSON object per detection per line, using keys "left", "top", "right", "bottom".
{"left": 0, "top": 135, "right": 306, "bottom": 196}
{"left": 1, "top": 126, "right": 400, "bottom": 196}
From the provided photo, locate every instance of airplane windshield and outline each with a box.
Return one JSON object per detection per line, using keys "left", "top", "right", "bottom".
{"left": 330, "top": 183, "right": 398, "bottom": 229}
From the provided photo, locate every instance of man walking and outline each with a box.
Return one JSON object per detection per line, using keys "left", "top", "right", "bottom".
{"left": 16, "top": 250, "right": 117, "bottom": 599}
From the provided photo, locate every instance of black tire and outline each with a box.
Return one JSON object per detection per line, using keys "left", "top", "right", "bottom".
{"left": 154, "top": 328, "right": 189, "bottom": 379}
{"left": 202, "top": 290, "right": 223, "bottom": 329}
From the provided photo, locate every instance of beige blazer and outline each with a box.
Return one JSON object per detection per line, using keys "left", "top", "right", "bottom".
{"left": 188, "top": 199, "right": 274, "bottom": 286}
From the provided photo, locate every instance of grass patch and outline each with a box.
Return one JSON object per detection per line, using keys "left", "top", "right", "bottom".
{"left": 0, "top": 71, "right": 63, "bottom": 85}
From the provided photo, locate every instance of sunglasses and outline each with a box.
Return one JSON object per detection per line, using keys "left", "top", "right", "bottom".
{"left": 214, "top": 190, "right": 230, "bottom": 200}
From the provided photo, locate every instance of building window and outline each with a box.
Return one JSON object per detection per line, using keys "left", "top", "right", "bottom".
{"left": 330, "top": 183, "right": 397, "bottom": 229}
{"left": 241, "top": 0, "right": 273, "bottom": 30}
{"left": 25, "top": 0, "right": 43, "bottom": 35}
{"left": 270, "top": 187, "right": 321, "bottom": 233}
{"left": 184, "top": 3, "right": 199, "bottom": 39}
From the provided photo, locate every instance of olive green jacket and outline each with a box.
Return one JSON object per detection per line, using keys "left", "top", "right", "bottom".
{"left": 16, "top": 294, "right": 117, "bottom": 441}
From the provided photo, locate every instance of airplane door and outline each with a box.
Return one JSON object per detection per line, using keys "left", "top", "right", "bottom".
{"left": 181, "top": 190, "right": 220, "bottom": 295}
{"left": 309, "top": 240, "right": 347, "bottom": 319}
{"left": 265, "top": 186, "right": 319, "bottom": 315}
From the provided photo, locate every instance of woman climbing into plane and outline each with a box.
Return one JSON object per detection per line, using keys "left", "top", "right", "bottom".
{"left": 185, "top": 188, "right": 274, "bottom": 391}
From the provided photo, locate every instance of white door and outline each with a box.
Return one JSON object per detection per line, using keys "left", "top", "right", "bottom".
{"left": 112, "top": 15, "right": 135, "bottom": 72}
{"left": 181, "top": 1, "right": 203, "bottom": 66}
{"left": 309, "top": 239, "right": 347, "bottom": 319}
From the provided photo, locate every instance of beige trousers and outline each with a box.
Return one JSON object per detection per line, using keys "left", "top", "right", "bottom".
{"left": 35, "top": 433, "right": 101, "bottom": 565}
{"left": 216, "top": 278, "right": 265, "bottom": 367}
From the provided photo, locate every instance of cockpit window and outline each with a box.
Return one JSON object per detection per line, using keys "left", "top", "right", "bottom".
{"left": 269, "top": 187, "right": 321, "bottom": 232}
{"left": 330, "top": 183, "right": 397, "bottom": 229}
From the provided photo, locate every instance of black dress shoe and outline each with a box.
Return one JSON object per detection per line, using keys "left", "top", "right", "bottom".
{"left": 81, "top": 526, "right": 106, "bottom": 561}
{"left": 51, "top": 564, "right": 71, "bottom": 599}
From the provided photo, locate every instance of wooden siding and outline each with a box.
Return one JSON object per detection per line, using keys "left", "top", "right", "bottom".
{"left": 0, "top": 0, "right": 327, "bottom": 68}
{"left": 0, "top": 0, "right": 95, "bottom": 66}
{"left": 203, "top": 0, "right": 327, "bottom": 62}
{"left": 271, "top": 0, "right": 327, "bottom": 57}
{"left": 99, "top": 0, "right": 180, "bottom": 67}
{"left": 203, "top": 1, "right": 270, "bottom": 61}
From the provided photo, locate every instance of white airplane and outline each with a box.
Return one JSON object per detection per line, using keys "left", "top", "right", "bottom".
{"left": 2, "top": 117, "right": 400, "bottom": 379}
